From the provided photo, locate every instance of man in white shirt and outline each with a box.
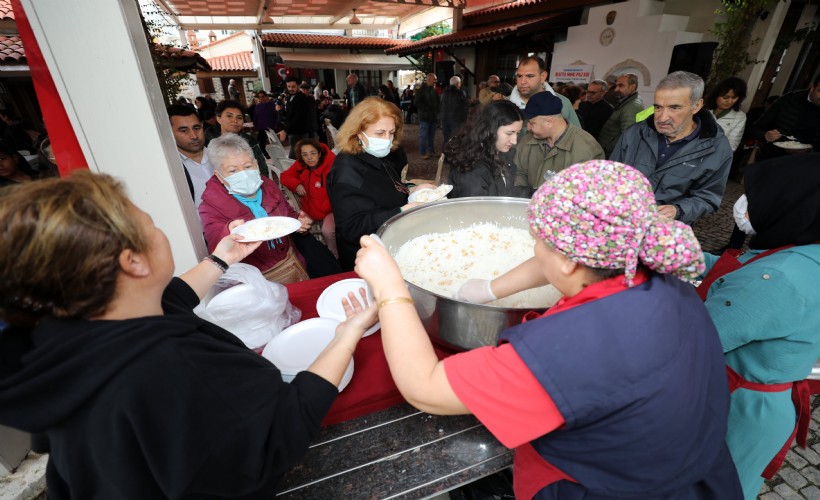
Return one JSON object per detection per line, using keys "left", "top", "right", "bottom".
{"left": 508, "top": 56, "right": 581, "bottom": 127}
{"left": 167, "top": 105, "right": 215, "bottom": 217}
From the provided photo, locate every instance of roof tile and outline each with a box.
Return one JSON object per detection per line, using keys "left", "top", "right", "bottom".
{"left": 0, "top": 0, "right": 14, "bottom": 21}
{"left": 260, "top": 33, "right": 409, "bottom": 50}
{"left": 0, "top": 35, "right": 25, "bottom": 65}
{"left": 206, "top": 51, "right": 255, "bottom": 71}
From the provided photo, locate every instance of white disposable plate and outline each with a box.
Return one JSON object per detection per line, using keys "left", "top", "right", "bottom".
{"left": 316, "top": 278, "right": 380, "bottom": 337}
{"left": 280, "top": 359, "right": 354, "bottom": 392}
{"left": 230, "top": 216, "right": 301, "bottom": 242}
{"left": 408, "top": 184, "right": 453, "bottom": 203}
{"left": 774, "top": 141, "right": 811, "bottom": 150}
{"left": 262, "top": 317, "right": 340, "bottom": 374}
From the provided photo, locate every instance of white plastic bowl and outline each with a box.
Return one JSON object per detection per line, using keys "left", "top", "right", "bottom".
{"left": 262, "top": 317, "right": 355, "bottom": 391}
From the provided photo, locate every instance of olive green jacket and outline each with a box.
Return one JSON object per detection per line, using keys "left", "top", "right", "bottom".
{"left": 514, "top": 124, "right": 604, "bottom": 194}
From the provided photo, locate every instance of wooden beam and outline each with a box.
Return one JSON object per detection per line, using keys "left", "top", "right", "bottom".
{"left": 178, "top": 22, "right": 398, "bottom": 30}
{"left": 255, "top": 0, "right": 269, "bottom": 24}
{"left": 328, "top": 0, "right": 367, "bottom": 25}
{"left": 154, "top": 0, "right": 182, "bottom": 25}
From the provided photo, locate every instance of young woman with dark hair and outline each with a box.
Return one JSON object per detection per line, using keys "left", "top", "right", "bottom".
{"left": 444, "top": 99, "right": 524, "bottom": 198}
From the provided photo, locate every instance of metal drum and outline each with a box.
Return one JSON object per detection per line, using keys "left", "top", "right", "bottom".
{"left": 377, "top": 197, "right": 547, "bottom": 351}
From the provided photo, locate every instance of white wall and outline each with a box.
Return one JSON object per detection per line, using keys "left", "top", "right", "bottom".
{"left": 552, "top": 0, "right": 706, "bottom": 105}
{"left": 21, "top": 0, "right": 203, "bottom": 271}
{"left": 198, "top": 32, "right": 253, "bottom": 58}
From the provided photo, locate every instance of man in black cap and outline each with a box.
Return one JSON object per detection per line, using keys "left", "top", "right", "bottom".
{"left": 515, "top": 92, "right": 604, "bottom": 196}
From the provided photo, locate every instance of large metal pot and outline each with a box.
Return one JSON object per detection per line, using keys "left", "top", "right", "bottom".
{"left": 377, "top": 197, "right": 546, "bottom": 351}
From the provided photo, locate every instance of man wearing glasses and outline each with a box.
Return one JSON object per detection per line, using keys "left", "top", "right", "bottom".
{"left": 578, "top": 79, "right": 613, "bottom": 139}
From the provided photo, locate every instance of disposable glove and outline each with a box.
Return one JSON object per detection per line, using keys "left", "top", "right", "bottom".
{"left": 455, "top": 279, "right": 496, "bottom": 304}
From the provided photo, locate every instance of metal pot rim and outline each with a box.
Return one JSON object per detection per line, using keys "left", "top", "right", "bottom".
{"left": 377, "top": 196, "right": 544, "bottom": 312}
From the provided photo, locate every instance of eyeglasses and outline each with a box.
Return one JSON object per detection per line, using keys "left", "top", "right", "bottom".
{"left": 301, "top": 151, "right": 319, "bottom": 157}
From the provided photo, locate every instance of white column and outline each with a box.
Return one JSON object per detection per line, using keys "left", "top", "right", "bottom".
{"left": 19, "top": 0, "right": 204, "bottom": 271}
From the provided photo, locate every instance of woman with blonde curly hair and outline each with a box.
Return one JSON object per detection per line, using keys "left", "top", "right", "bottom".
{"left": 327, "top": 96, "right": 433, "bottom": 270}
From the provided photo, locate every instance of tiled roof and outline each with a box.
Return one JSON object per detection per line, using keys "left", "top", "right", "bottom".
{"left": 0, "top": 0, "right": 14, "bottom": 21}
{"left": 464, "top": 0, "right": 607, "bottom": 23}
{"left": 0, "top": 35, "right": 25, "bottom": 65}
{"left": 260, "top": 33, "right": 410, "bottom": 50}
{"left": 465, "top": 0, "right": 544, "bottom": 18}
{"left": 206, "top": 51, "right": 255, "bottom": 71}
{"left": 154, "top": 44, "right": 212, "bottom": 72}
{"left": 386, "top": 14, "right": 561, "bottom": 56}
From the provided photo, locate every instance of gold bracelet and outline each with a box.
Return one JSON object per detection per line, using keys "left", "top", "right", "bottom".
{"left": 377, "top": 296, "right": 414, "bottom": 309}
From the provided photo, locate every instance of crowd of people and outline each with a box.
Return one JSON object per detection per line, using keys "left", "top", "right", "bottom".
{"left": 0, "top": 58, "right": 819, "bottom": 499}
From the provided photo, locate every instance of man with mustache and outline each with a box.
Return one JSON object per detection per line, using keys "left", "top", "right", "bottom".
{"left": 609, "top": 71, "right": 733, "bottom": 225}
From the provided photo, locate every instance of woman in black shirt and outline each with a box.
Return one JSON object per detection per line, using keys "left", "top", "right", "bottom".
{"left": 0, "top": 171, "right": 370, "bottom": 498}
{"left": 327, "top": 97, "right": 433, "bottom": 270}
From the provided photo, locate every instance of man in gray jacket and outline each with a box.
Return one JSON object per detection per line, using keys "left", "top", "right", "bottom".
{"left": 597, "top": 73, "right": 644, "bottom": 156}
{"left": 610, "top": 71, "right": 733, "bottom": 225}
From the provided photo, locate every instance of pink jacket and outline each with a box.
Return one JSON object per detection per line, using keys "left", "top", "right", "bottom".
{"left": 199, "top": 175, "right": 300, "bottom": 272}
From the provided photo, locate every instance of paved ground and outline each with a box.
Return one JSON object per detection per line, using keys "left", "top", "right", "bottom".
{"left": 401, "top": 122, "right": 820, "bottom": 499}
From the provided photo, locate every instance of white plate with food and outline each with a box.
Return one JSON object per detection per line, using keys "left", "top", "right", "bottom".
{"left": 409, "top": 184, "right": 453, "bottom": 203}
{"left": 774, "top": 140, "right": 812, "bottom": 150}
{"left": 316, "top": 278, "right": 380, "bottom": 337}
{"left": 230, "top": 216, "right": 302, "bottom": 242}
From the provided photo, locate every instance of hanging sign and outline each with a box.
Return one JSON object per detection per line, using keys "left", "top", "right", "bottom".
{"left": 550, "top": 65, "right": 593, "bottom": 84}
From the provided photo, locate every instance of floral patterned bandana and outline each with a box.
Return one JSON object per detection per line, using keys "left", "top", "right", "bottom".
{"left": 527, "top": 160, "right": 705, "bottom": 286}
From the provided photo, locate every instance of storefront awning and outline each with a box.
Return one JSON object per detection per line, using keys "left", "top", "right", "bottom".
{"left": 278, "top": 52, "right": 413, "bottom": 70}
{"left": 386, "top": 12, "right": 574, "bottom": 57}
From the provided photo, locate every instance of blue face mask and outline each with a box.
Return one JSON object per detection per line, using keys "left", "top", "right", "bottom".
{"left": 219, "top": 168, "right": 263, "bottom": 196}
{"left": 361, "top": 132, "right": 393, "bottom": 158}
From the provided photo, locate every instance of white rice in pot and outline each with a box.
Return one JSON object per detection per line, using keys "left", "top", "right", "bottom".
{"left": 394, "top": 223, "right": 562, "bottom": 308}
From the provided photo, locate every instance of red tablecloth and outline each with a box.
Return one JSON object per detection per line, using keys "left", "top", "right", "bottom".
{"left": 284, "top": 272, "right": 453, "bottom": 426}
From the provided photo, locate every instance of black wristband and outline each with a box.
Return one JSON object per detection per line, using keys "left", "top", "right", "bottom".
{"left": 204, "top": 254, "right": 229, "bottom": 273}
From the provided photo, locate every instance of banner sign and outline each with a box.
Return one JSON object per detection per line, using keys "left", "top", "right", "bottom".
{"left": 550, "top": 65, "right": 593, "bottom": 84}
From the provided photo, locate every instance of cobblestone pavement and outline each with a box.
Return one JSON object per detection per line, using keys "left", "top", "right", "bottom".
{"left": 402, "top": 123, "right": 820, "bottom": 498}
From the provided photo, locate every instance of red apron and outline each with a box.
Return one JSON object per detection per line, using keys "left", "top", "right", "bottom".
{"left": 697, "top": 247, "right": 818, "bottom": 479}
{"left": 512, "top": 272, "right": 650, "bottom": 498}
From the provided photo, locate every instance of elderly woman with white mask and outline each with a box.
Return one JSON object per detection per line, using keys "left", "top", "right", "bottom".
{"left": 696, "top": 153, "right": 820, "bottom": 499}
{"left": 200, "top": 133, "right": 340, "bottom": 283}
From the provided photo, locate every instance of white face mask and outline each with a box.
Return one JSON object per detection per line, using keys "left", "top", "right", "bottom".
{"left": 361, "top": 132, "right": 392, "bottom": 158}
{"left": 733, "top": 194, "right": 756, "bottom": 235}
{"left": 220, "top": 169, "right": 263, "bottom": 196}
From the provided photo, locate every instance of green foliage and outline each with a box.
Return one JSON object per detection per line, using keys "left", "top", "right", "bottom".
{"left": 139, "top": 1, "right": 191, "bottom": 105}
{"left": 706, "top": 0, "right": 778, "bottom": 93}
{"left": 411, "top": 21, "right": 452, "bottom": 73}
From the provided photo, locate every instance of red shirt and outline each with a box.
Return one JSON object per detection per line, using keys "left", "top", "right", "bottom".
{"left": 444, "top": 271, "right": 650, "bottom": 445}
